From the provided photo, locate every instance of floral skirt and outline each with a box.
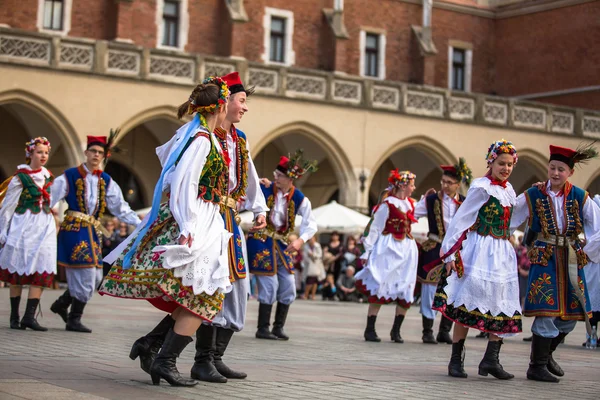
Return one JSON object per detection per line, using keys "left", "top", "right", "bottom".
{"left": 433, "top": 270, "right": 522, "bottom": 336}
{"left": 99, "top": 204, "right": 225, "bottom": 322}
{"left": 0, "top": 268, "right": 54, "bottom": 287}
{"left": 355, "top": 279, "right": 411, "bottom": 308}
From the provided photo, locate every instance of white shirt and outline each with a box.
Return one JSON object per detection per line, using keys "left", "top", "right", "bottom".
{"left": 51, "top": 163, "right": 141, "bottom": 226}
{"left": 270, "top": 187, "right": 317, "bottom": 243}
{"left": 414, "top": 192, "right": 460, "bottom": 231}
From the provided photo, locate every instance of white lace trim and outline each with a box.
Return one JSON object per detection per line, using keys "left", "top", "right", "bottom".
{"left": 356, "top": 268, "right": 415, "bottom": 302}
{"left": 470, "top": 177, "right": 516, "bottom": 207}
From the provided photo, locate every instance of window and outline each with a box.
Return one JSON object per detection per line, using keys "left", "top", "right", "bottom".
{"left": 270, "top": 17, "right": 286, "bottom": 63}
{"left": 43, "top": 0, "right": 64, "bottom": 30}
{"left": 448, "top": 44, "right": 472, "bottom": 92}
{"left": 364, "top": 33, "right": 379, "bottom": 77}
{"left": 452, "top": 48, "right": 466, "bottom": 91}
{"left": 359, "top": 30, "right": 386, "bottom": 79}
{"left": 162, "top": 0, "right": 180, "bottom": 47}
{"left": 262, "top": 7, "right": 295, "bottom": 66}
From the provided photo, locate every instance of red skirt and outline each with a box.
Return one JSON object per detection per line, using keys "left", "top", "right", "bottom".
{"left": 0, "top": 268, "right": 54, "bottom": 288}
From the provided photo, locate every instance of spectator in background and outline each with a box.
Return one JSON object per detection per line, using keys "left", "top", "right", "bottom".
{"left": 286, "top": 233, "right": 304, "bottom": 296}
{"left": 325, "top": 231, "right": 344, "bottom": 281}
{"left": 303, "top": 236, "right": 326, "bottom": 300}
{"left": 102, "top": 218, "right": 118, "bottom": 276}
{"left": 342, "top": 236, "right": 362, "bottom": 272}
{"left": 336, "top": 266, "right": 357, "bottom": 302}
{"left": 321, "top": 273, "right": 337, "bottom": 301}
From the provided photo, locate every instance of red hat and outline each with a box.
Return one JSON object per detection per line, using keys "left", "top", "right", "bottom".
{"left": 87, "top": 136, "right": 107, "bottom": 149}
{"left": 221, "top": 71, "right": 247, "bottom": 95}
{"left": 549, "top": 145, "right": 577, "bottom": 168}
{"left": 276, "top": 156, "right": 290, "bottom": 174}
{"left": 440, "top": 165, "right": 457, "bottom": 175}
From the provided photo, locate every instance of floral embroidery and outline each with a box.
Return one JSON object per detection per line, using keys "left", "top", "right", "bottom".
{"left": 71, "top": 241, "right": 93, "bottom": 263}
{"left": 434, "top": 197, "right": 445, "bottom": 237}
{"left": 253, "top": 249, "right": 272, "bottom": 271}
{"left": 265, "top": 188, "right": 297, "bottom": 239}
{"left": 527, "top": 273, "right": 555, "bottom": 305}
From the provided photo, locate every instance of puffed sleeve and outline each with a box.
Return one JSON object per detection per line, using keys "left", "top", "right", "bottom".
{"left": 297, "top": 197, "right": 317, "bottom": 243}
{"left": 440, "top": 187, "right": 489, "bottom": 262}
{"left": 413, "top": 196, "right": 428, "bottom": 219}
{"left": 0, "top": 178, "right": 22, "bottom": 244}
{"left": 50, "top": 174, "right": 68, "bottom": 208}
{"left": 510, "top": 192, "right": 530, "bottom": 231}
{"left": 361, "top": 202, "right": 389, "bottom": 259}
{"left": 105, "top": 180, "right": 142, "bottom": 226}
{"left": 169, "top": 134, "right": 211, "bottom": 239}
{"left": 581, "top": 196, "right": 600, "bottom": 263}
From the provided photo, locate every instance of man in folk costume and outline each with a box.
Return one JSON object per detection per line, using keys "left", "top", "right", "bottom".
{"left": 50, "top": 134, "right": 141, "bottom": 333}
{"left": 248, "top": 151, "right": 318, "bottom": 340}
{"left": 414, "top": 159, "right": 472, "bottom": 344}
{"left": 511, "top": 144, "right": 600, "bottom": 383}
{"left": 190, "top": 72, "right": 268, "bottom": 382}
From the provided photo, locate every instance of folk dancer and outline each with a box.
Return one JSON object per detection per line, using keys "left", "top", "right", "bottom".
{"left": 510, "top": 144, "right": 600, "bottom": 383}
{"left": 355, "top": 170, "right": 419, "bottom": 344}
{"left": 0, "top": 137, "right": 56, "bottom": 331}
{"left": 50, "top": 134, "right": 141, "bottom": 333}
{"left": 248, "top": 150, "right": 318, "bottom": 341}
{"left": 100, "top": 77, "right": 233, "bottom": 387}
{"left": 434, "top": 140, "right": 522, "bottom": 380}
{"left": 413, "top": 159, "right": 472, "bottom": 344}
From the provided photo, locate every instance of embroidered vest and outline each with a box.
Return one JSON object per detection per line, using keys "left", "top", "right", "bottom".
{"left": 214, "top": 126, "right": 249, "bottom": 201}
{"left": 470, "top": 196, "right": 512, "bottom": 239}
{"left": 178, "top": 131, "right": 228, "bottom": 205}
{"left": 63, "top": 166, "right": 111, "bottom": 219}
{"left": 263, "top": 184, "right": 305, "bottom": 236}
{"left": 382, "top": 200, "right": 415, "bottom": 240}
{"left": 425, "top": 192, "right": 465, "bottom": 238}
{"left": 15, "top": 171, "right": 53, "bottom": 214}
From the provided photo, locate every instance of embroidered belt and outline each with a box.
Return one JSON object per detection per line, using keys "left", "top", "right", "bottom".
{"left": 535, "top": 233, "right": 574, "bottom": 248}
{"left": 261, "top": 229, "right": 290, "bottom": 245}
{"left": 65, "top": 210, "right": 110, "bottom": 237}
{"left": 427, "top": 233, "right": 443, "bottom": 244}
{"left": 219, "top": 196, "right": 241, "bottom": 225}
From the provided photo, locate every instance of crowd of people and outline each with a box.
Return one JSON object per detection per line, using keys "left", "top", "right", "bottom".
{"left": 1, "top": 69, "right": 600, "bottom": 389}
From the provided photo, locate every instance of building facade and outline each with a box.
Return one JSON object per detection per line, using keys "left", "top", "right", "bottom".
{"left": 1, "top": 0, "right": 600, "bottom": 211}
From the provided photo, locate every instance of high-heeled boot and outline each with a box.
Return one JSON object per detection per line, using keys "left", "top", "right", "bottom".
{"left": 478, "top": 340, "right": 514, "bottom": 380}
{"left": 150, "top": 329, "right": 198, "bottom": 387}
{"left": 129, "top": 314, "right": 175, "bottom": 374}
{"left": 20, "top": 298, "right": 47, "bottom": 331}
{"left": 390, "top": 315, "right": 405, "bottom": 343}
{"left": 448, "top": 339, "right": 468, "bottom": 378}
{"left": 10, "top": 296, "right": 24, "bottom": 330}
{"left": 364, "top": 315, "right": 381, "bottom": 342}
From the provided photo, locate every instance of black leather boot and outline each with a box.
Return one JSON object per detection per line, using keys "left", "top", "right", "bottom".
{"left": 190, "top": 324, "right": 227, "bottom": 383}
{"left": 390, "top": 315, "right": 405, "bottom": 343}
{"left": 478, "top": 340, "right": 514, "bottom": 380}
{"left": 20, "top": 298, "right": 47, "bottom": 331}
{"left": 527, "top": 334, "right": 560, "bottom": 383}
{"left": 150, "top": 329, "right": 198, "bottom": 387}
{"left": 547, "top": 332, "right": 567, "bottom": 377}
{"left": 214, "top": 327, "right": 247, "bottom": 379}
{"left": 129, "top": 314, "right": 175, "bottom": 374}
{"left": 10, "top": 296, "right": 24, "bottom": 330}
{"left": 364, "top": 315, "right": 381, "bottom": 342}
{"left": 448, "top": 339, "right": 468, "bottom": 378}
{"left": 272, "top": 302, "right": 290, "bottom": 340}
{"left": 475, "top": 331, "right": 489, "bottom": 338}
{"left": 50, "top": 289, "right": 72, "bottom": 323}
{"left": 422, "top": 316, "right": 437, "bottom": 344}
{"left": 256, "top": 303, "right": 278, "bottom": 340}
{"left": 66, "top": 299, "right": 92, "bottom": 333}
{"left": 437, "top": 316, "right": 453, "bottom": 344}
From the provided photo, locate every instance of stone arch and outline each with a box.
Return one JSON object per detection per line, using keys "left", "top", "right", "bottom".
{"left": 511, "top": 148, "right": 548, "bottom": 194}
{"left": 0, "top": 89, "right": 81, "bottom": 173}
{"left": 253, "top": 121, "right": 356, "bottom": 207}
{"left": 585, "top": 169, "right": 600, "bottom": 196}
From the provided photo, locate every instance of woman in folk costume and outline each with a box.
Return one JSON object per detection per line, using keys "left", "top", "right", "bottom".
{"left": 99, "top": 77, "right": 232, "bottom": 387}
{"left": 511, "top": 144, "right": 600, "bottom": 383}
{"left": 0, "top": 137, "right": 55, "bottom": 331}
{"left": 582, "top": 194, "right": 600, "bottom": 348}
{"left": 355, "top": 169, "right": 419, "bottom": 344}
{"left": 433, "top": 139, "right": 521, "bottom": 380}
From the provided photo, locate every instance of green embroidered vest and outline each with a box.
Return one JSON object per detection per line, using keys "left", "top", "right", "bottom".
{"left": 471, "top": 196, "right": 512, "bottom": 239}
{"left": 15, "top": 172, "right": 53, "bottom": 214}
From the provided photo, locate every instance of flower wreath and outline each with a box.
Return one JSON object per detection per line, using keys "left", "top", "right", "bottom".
{"left": 388, "top": 169, "right": 416, "bottom": 187}
{"left": 187, "top": 76, "right": 230, "bottom": 116}
{"left": 486, "top": 139, "right": 518, "bottom": 165}
{"left": 25, "top": 137, "right": 51, "bottom": 159}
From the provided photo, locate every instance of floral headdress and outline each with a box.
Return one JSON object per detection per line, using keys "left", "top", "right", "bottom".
{"left": 25, "top": 137, "right": 51, "bottom": 161}
{"left": 441, "top": 157, "right": 473, "bottom": 186}
{"left": 486, "top": 139, "right": 518, "bottom": 166}
{"left": 388, "top": 169, "right": 416, "bottom": 187}
{"left": 187, "top": 76, "right": 229, "bottom": 116}
{"left": 277, "top": 149, "right": 319, "bottom": 180}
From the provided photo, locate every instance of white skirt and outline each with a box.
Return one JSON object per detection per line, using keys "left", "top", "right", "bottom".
{"left": 0, "top": 210, "right": 56, "bottom": 276}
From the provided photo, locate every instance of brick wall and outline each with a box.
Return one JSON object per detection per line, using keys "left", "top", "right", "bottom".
{"left": 1, "top": 0, "right": 39, "bottom": 31}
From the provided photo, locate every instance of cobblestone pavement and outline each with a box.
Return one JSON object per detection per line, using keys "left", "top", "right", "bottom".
{"left": 0, "top": 288, "right": 597, "bottom": 400}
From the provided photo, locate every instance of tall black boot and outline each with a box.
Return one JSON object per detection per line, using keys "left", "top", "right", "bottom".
{"left": 150, "top": 329, "right": 198, "bottom": 387}
{"left": 437, "top": 316, "right": 453, "bottom": 344}
{"left": 66, "top": 299, "right": 92, "bottom": 333}
{"left": 272, "top": 302, "right": 290, "bottom": 340}
{"left": 448, "top": 339, "right": 468, "bottom": 378}
{"left": 547, "top": 332, "right": 568, "bottom": 377}
{"left": 129, "top": 315, "right": 175, "bottom": 374}
{"left": 478, "top": 340, "right": 514, "bottom": 380}
{"left": 527, "top": 334, "right": 560, "bottom": 382}
{"left": 214, "top": 327, "right": 247, "bottom": 379}
{"left": 256, "top": 303, "right": 278, "bottom": 340}
{"left": 364, "top": 315, "right": 381, "bottom": 342}
{"left": 20, "top": 298, "right": 47, "bottom": 331}
{"left": 10, "top": 296, "right": 24, "bottom": 330}
{"left": 190, "top": 324, "right": 227, "bottom": 383}
{"left": 422, "top": 316, "right": 437, "bottom": 344}
{"left": 50, "top": 289, "right": 72, "bottom": 323}
{"left": 390, "top": 314, "right": 405, "bottom": 343}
